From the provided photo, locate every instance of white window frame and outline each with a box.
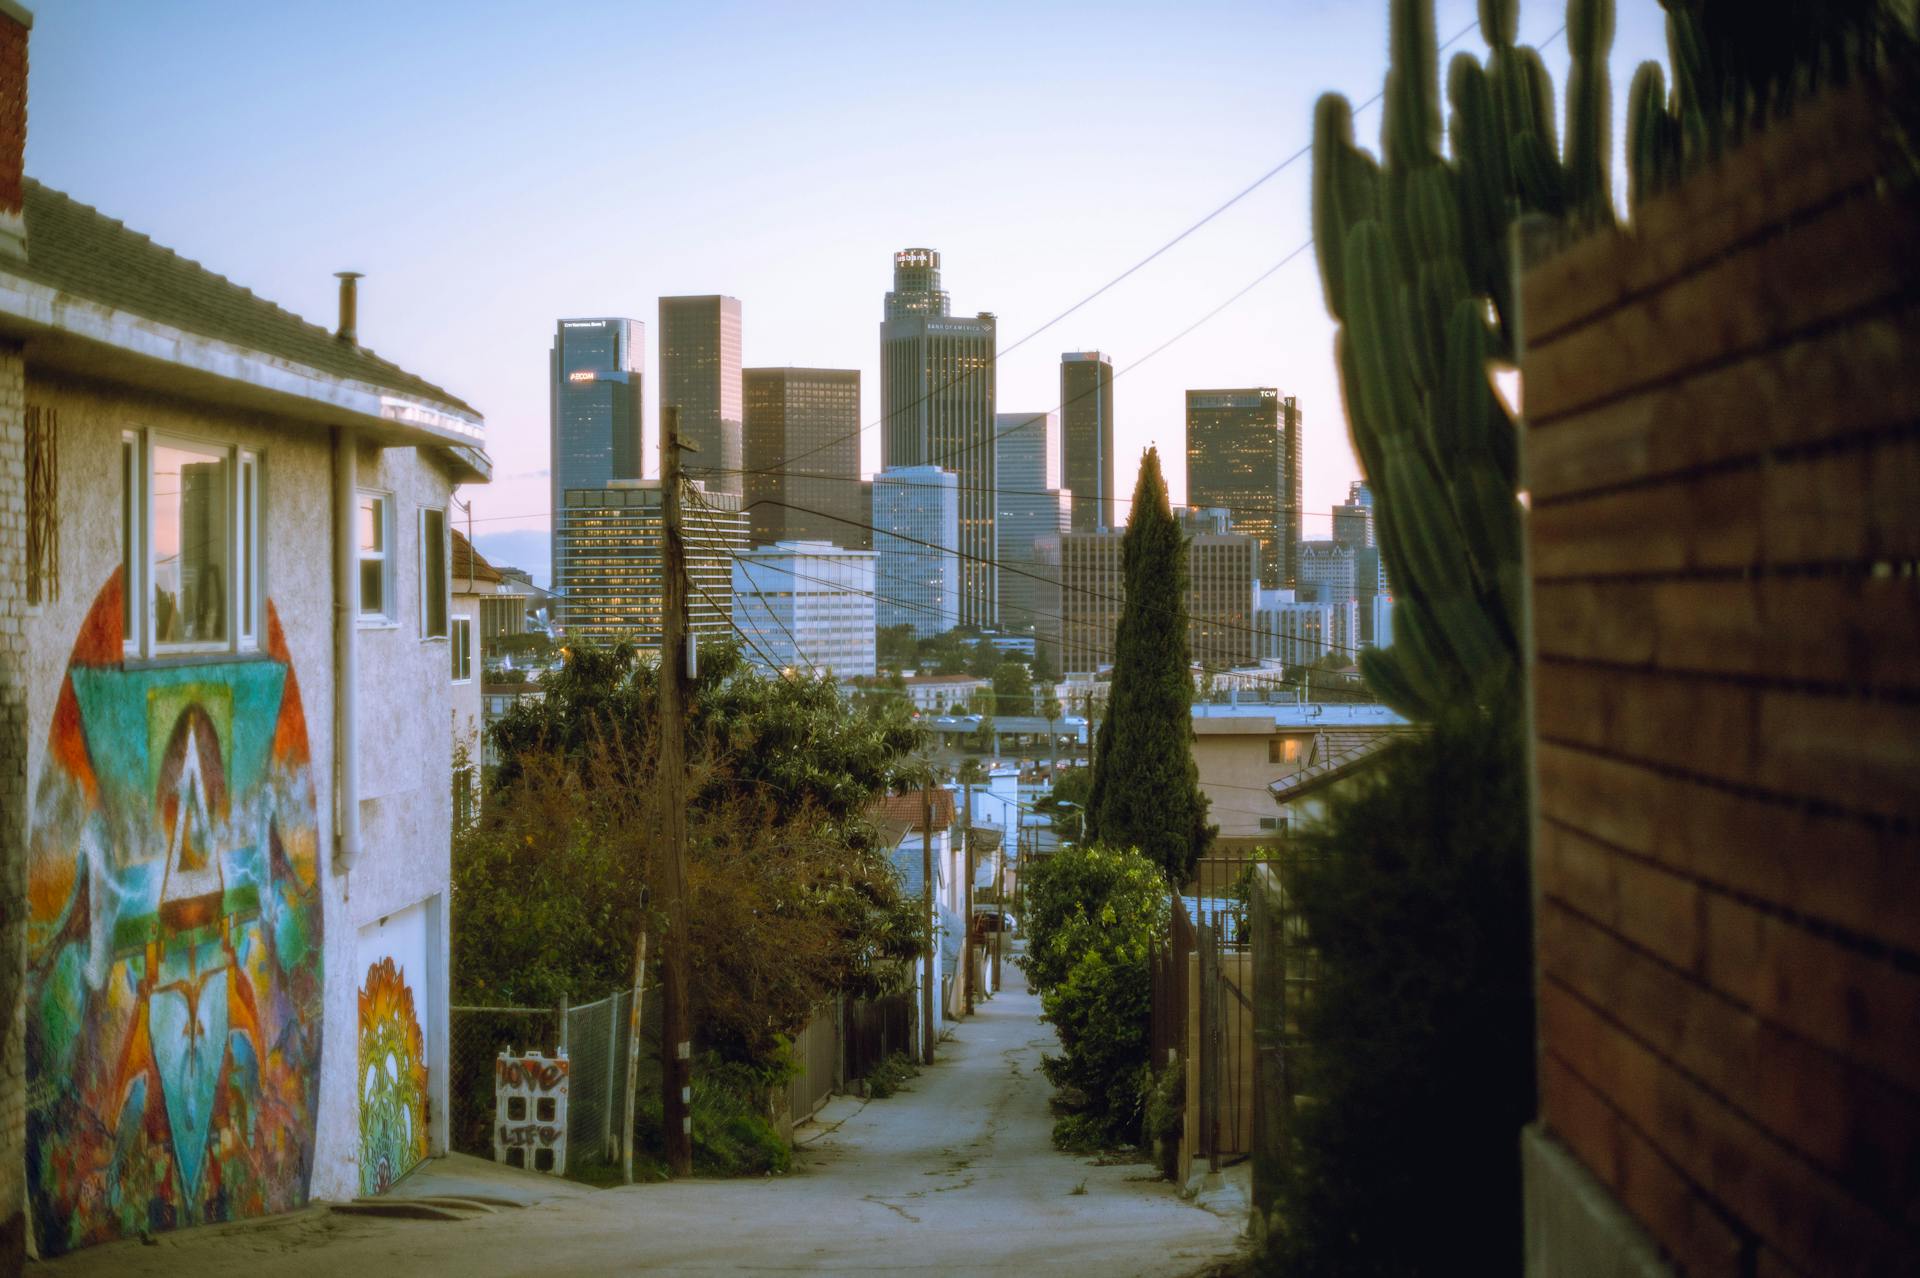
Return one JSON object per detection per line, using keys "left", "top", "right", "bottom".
{"left": 357, "top": 490, "right": 395, "bottom": 627}
{"left": 237, "top": 450, "right": 262, "bottom": 650}
{"left": 121, "top": 431, "right": 144, "bottom": 658}
{"left": 451, "top": 615, "right": 473, "bottom": 683}
{"left": 127, "top": 429, "right": 264, "bottom": 660}
{"left": 419, "top": 506, "right": 449, "bottom": 640}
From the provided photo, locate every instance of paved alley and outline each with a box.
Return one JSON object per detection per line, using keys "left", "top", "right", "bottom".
{"left": 41, "top": 962, "right": 1244, "bottom": 1277}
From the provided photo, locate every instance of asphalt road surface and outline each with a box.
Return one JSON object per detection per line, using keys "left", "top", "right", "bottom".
{"left": 41, "top": 959, "right": 1243, "bottom": 1277}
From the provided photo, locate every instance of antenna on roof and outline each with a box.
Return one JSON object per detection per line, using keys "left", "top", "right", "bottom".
{"left": 334, "top": 271, "right": 363, "bottom": 344}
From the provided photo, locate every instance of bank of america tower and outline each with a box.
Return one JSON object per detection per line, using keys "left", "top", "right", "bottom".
{"left": 879, "top": 248, "right": 997, "bottom": 628}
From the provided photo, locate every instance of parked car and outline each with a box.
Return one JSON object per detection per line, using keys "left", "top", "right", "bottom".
{"left": 971, "top": 909, "right": 1017, "bottom": 936}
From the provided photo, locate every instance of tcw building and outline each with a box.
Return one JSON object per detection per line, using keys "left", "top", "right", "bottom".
{"left": 0, "top": 6, "right": 489, "bottom": 1256}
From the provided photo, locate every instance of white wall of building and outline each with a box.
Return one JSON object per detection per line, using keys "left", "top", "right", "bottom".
{"left": 732, "top": 541, "right": 878, "bottom": 678}
{"left": 16, "top": 377, "right": 459, "bottom": 1235}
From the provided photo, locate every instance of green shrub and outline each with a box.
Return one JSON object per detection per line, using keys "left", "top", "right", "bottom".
{"left": 630, "top": 1054, "right": 793, "bottom": 1177}
{"left": 1266, "top": 697, "right": 1533, "bottom": 1275}
{"left": 1144, "top": 1053, "right": 1186, "bottom": 1181}
{"left": 863, "top": 1051, "right": 920, "bottom": 1099}
{"left": 1020, "top": 841, "right": 1169, "bottom": 1150}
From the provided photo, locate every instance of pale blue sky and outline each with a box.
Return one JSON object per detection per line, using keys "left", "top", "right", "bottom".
{"left": 24, "top": 0, "right": 1666, "bottom": 574}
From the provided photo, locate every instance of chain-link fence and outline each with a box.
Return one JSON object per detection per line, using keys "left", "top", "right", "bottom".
{"left": 450, "top": 985, "right": 661, "bottom": 1174}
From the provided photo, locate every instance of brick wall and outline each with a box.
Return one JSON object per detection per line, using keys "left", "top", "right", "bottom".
{"left": 1, "top": 339, "right": 28, "bottom": 1267}
{"left": 1522, "top": 78, "right": 1920, "bottom": 1278}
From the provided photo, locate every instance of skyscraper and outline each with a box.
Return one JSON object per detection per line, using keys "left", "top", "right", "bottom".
{"left": 742, "top": 367, "right": 862, "bottom": 547}
{"left": 550, "top": 317, "right": 644, "bottom": 592}
{"left": 552, "top": 479, "right": 746, "bottom": 648}
{"left": 1333, "top": 479, "right": 1384, "bottom": 643}
{"left": 1185, "top": 388, "right": 1302, "bottom": 590}
{"left": 732, "top": 542, "right": 879, "bottom": 678}
{"left": 872, "top": 465, "right": 960, "bottom": 638}
{"left": 1296, "top": 539, "right": 1361, "bottom": 656}
{"left": 1044, "top": 528, "right": 1259, "bottom": 673}
{"left": 880, "top": 248, "right": 997, "bottom": 627}
{"left": 1061, "top": 352, "right": 1115, "bottom": 531}
{"left": 659, "top": 294, "right": 743, "bottom": 496}
{"left": 995, "top": 410, "right": 1070, "bottom": 634}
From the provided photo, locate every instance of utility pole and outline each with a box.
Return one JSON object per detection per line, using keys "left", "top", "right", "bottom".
{"left": 993, "top": 818, "right": 1005, "bottom": 994}
{"left": 921, "top": 781, "right": 936, "bottom": 1066}
{"left": 659, "top": 405, "right": 694, "bottom": 1177}
{"left": 961, "top": 773, "right": 973, "bottom": 1011}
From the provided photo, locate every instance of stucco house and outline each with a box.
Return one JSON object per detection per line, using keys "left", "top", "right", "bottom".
{"left": 0, "top": 4, "right": 488, "bottom": 1257}
{"left": 1189, "top": 703, "right": 1410, "bottom": 839}
{"left": 450, "top": 529, "right": 498, "bottom": 823}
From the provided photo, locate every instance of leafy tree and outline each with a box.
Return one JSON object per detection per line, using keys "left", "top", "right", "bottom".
{"left": 877, "top": 623, "right": 918, "bottom": 671}
{"left": 1029, "top": 642, "right": 1059, "bottom": 684}
{"left": 992, "top": 660, "right": 1033, "bottom": 716}
{"left": 1036, "top": 764, "right": 1093, "bottom": 843}
{"left": 468, "top": 641, "right": 927, "bottom": 1065}
{"left": 1085, "top": 448, "right": 1212, "bottom": 884}
{"left": 1019, "top": 841, "right": 1170, "bottom": 1149}
{"left": 965, "top": 636, "right": 1001, "bottom": 678}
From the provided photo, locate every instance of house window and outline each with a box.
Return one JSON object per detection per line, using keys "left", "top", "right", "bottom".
{"left": 451, "top": 616, "right": 473, "bottom": 682}
{"left": 1258, "top": 817, "right": 1279, "bottom": 831}
{"left": 1268, "top": 737, "right": 1301, "bottom": 764}
{"left": 420, "top": 507, "right": 448, "bottom": 638}
{"left": 151, "top": 439, "right": 231, "bottom": 650}
{"left": 119, "top": 432, "right": 263, "bottom": 658}
{"left": 358, "top": 492, "right": 391, "bottom": 622}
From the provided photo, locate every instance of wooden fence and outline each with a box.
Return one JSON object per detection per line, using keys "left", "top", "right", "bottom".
{"left": 1523, "top": 73, "right": 1920, "bottom": 1278}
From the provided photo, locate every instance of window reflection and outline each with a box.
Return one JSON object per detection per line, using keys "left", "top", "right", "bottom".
{"left": 152, "top": 442, "right": 229, "bottom": 646}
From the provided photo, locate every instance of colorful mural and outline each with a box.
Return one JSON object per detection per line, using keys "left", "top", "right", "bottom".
{"left": 358, "top": 956, "right": 429, "bottom": 1195}
{"left": 24, "top": 573, "right": 325, "bottom": 1255}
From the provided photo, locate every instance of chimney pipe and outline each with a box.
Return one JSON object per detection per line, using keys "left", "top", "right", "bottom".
{"left": 334, "top": 270, "right": 363, "bottom": 344}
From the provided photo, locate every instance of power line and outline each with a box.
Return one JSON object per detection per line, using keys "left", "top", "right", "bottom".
{"left": 742, "top": 496, "right": 1385, "bottom": 658}
{"left": 681, "top": 494, "right": 1383, "bottom": 698}
{"left": 740, "top": 18, "right": 1485, "bottom": 481}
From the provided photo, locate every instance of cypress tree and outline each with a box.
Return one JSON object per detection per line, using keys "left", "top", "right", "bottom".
{"left": 1085, "top": 448, "right": 1212, "bottom": 884}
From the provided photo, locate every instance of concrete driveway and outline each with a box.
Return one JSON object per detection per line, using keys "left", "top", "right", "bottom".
{"left": 41, "top": 962, "right": 1243, "bottom": 1277}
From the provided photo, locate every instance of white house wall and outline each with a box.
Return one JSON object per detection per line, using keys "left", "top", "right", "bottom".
{"left": 14, "top": 371, "right": 455, "bottom": 1254}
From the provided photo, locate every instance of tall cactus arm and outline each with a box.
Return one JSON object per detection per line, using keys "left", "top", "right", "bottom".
{"left": 1564, "top": 0, "right": 1617, "bottom": 225}
{"left": 1385, "top": 0, "right": 1444, "bottom": 170}
{"left": 1480, "top": 0, "right": 1519, "bottom": 48}
{"left": 1627, "top": 60, "right": 1679, "bottom": 210}
{"left": 1314, "top": 94, "right": 1383, "bottom": 321}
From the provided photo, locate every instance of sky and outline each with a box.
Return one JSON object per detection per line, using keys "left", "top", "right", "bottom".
{"left": 24, "top": 0, "right": 1667, "bottom": 584}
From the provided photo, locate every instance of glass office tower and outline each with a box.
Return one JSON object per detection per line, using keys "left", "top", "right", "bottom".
{"left": 1061, "top": 352, "right": 1115, "bottom": 532}
{"left": 879, "top": 248, "right": 997, "bottom": 628}
{"left": 742, "top": 367, "right": 863, "bottom": 547}
{"left": 550, "top": 317, "right": 644, "bottom": 593}
{"left": 659, "top": 294, "right": 744, "bottom": 497}
{"left": 1185, "top": 388, "right": 1302, "bottom": 590}
{"left": 994, "top": 410, "right": 1070, "bottom": 634}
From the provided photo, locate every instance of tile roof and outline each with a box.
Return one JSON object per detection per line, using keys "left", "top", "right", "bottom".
{"left": 452, "top": 528, "right": 504, "bottom": 585}
{"left": 11, "top": 180, "right": 476, "bottom": 415}
{"left": 867, "top": 788, "right": 957, "bottom": 836}
{"left": 1269, "top": 730, "right": 1416, "bottom": 803}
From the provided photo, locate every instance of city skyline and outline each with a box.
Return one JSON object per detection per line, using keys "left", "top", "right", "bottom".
{"left": 22, "top": 2, "right": 1671, "bottom": 577}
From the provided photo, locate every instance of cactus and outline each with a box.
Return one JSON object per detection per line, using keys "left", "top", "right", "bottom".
{"left": 1311, "top": 0, "right": 1614, "bottom": 721}
{"left": 1628, "top": 2, "right": 1893, "bottom": 214}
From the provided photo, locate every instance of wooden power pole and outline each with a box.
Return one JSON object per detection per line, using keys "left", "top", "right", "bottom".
{"left": 659, "top": 405, "right": 694, "bottom": 1177}
{"left": 921, "top": 781, "right": 936, "bottom": 1065}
